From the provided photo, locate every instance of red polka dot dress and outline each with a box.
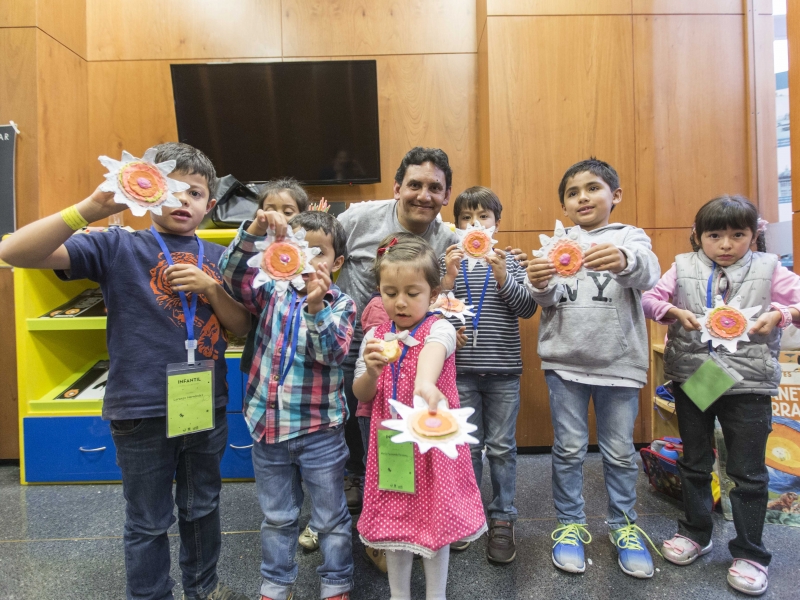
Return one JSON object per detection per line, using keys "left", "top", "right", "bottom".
{"left": 357, "top": 316, "right": 487, "bottom": 558}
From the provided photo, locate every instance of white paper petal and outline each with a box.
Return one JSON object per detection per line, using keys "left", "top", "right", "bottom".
{"left": 291, "top": 275, "right": 306, "bottom": 291}
{"left": 98, "top": 156, "right": 122, "bottom": 171}
{"left": 120, "top": 150, "right": 136, "bottom": 163}
{"left": 247, "top": 253, "right": 263, "bottom": 269}
{"left": 141, "top": 147, "right": 159, "bottom": 163}
{"left": 252, "top": 271, "right": 271, "bottom": 289}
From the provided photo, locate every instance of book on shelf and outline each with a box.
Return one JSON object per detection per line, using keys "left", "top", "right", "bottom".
{"left": 56, "top": 361, "right": 109, "bottom": 400}
{"left": 41, "top": 288, "right": 106, "bottom": 318}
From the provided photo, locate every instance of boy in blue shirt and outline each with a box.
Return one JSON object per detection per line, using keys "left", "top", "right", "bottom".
{"left": 526, "top": 158, "right": 660, "bottom": 579}
{"left": 440, "top": 186, "right": 537, "bottom": 564}
{"left": 0, "top": 143, "right": 251, "bottom": 600}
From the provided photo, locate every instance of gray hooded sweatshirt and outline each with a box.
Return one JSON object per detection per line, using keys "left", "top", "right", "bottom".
{"left": 528, "top": 223, "right": 661, "bottom": 386}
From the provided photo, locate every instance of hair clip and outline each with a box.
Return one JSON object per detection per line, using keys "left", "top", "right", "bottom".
{"left": 377, "top": 237, "right": 398, "bottom": 256}
{"left": 757, "top": 218, "right": 768, "bottom": 234}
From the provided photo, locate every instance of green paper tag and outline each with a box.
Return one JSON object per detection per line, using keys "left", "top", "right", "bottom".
{"left": 682, "top": 354, "right": 741, "bottom": 412}
{"left": 166, "top": 362, "right": 215, "bottom": 438}
{"left": 378, "top": 429, "right": 415, "bottom": 493}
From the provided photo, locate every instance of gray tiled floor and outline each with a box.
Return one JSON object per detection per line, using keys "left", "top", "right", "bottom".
{"left": 0, "top": 453, "right": 798, "bottom": 599}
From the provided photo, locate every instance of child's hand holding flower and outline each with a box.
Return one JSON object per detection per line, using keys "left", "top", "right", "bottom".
{"left": 248, "top": 209, "right": 289, "bottom": 239}
{"left": 414, "top": 381, "right": 446, "bottom": 414}
{"left": 583, "top": 243, "right": 627, "bottom": 273}
{"left": 526, "top": 256, "right": 556, "bottom": 289}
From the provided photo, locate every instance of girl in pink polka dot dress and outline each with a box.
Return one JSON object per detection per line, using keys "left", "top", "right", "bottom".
{"left": 352, "top": 234, "right": 487, "bottom": 600}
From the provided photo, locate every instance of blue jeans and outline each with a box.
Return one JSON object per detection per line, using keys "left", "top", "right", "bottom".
{"left": 252, "top": 425, "right": 353, "bottom": 600}
{"left": 545, "top": 372, "right": 640, "bottom": 529}
{"left": 111, "top": 409, "right": 228, "bottom": 600}
{"left": 457, "top": 374, "right": 520, "bottom": 521}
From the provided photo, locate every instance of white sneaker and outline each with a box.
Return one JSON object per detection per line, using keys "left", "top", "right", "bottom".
{"left": 662, "top": 534, "right": 712, "bottom": 566}
{"left": 727, "top": 559, "right": 768, "bottom": 596}
{"left": 298, "top": 525, "right": 319, "bottom": 551}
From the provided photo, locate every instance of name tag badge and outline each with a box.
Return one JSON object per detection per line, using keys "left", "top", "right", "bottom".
{"left": 682, "top": 352, "right": 743, "bottom": 412}
{"left": 377, "top": 427, "right": 415, "bottom": 494}
{"left": 166, "top": 361, "right": 215, "bottom": 438}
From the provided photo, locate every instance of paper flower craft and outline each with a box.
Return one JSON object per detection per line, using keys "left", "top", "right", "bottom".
{"left": 430, "top": 292, "right": 475, "bottom": 325}
{"left": 246, "top": 227, "right": 319, "bottom": 295}
{"left": 456, "top": 223, "right": 498, "bottom": 271}
{"left": 533, "top": 220, "right": 590, "bottom": 283}
{"left": 382, "top": 396, "right": 479, "bottom": 459}
{"left": 698, "top": 295, "right": 762, "bottom": 353}
{"left": 98, "top": 148, "right": 189, "bottom": 216}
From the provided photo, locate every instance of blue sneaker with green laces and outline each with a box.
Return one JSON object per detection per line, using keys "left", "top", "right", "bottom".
{"left": 609, "top": 519, "right": 660, "bottom": 579}
{"left": 551, "top": 523, "right": 592, "bottom": 573}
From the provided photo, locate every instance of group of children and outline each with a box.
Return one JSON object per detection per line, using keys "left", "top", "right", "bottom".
{"left": 0, "top": 143, "right": 798, "bottom": 600}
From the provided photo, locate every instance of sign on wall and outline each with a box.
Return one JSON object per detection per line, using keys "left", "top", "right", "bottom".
{"left": 0, "top": 124, "right": 18, "bottom": 237}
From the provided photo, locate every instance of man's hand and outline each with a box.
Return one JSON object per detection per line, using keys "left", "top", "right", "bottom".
{"left": 247, "top": 209, "right": 289, "bottom": 238}
{"left": 414, "top": 381, "right": 446, "bottom": 414}
{"left": 363, "top": 339, "right": 389, "bottom": 377}
{"left": 748, "top": 310, "right": 782, "bottom": 336}
{"left": 165, "top": 264, "right": 218, "bottom": 297}
{"left": 584, "top": 243, "right": 627, "bottom": 273}
{"left": 486, "top": 248, "right": 508, "bottom": 287}
{"left": 455, "top": 326, "right": 468, "bottom": 350}
{"left": 666, "top": 307, "right": 702, "bottom": 332}
{"left": 526, "top": 256, "right": 555, "bottom": 289}
{"left": 305, "top": 263, "right": 330, "bottom": 315}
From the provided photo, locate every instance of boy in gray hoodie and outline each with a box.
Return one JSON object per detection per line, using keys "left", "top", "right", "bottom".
{"left": 526, "top": 158, "right": 660, "bottom": 579}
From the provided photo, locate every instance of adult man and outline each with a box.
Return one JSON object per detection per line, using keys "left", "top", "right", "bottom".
{"left": 336, "top": 147, "right": 459, "bottom": 514}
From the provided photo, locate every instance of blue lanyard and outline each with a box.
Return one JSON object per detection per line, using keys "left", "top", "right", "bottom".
{"left": 389, "top": 317, "right": 429, "bottom": 400}
{"left": 278, "top": 289, "right": 306, "bottom": 390}
{"left": 462, "top": 260, "right": 492, "bottom": 332}
{"left": 705, "top": 262, "right": 728, "bottom": 353}
{"left": 151, "top": 226, "right": 203, "bottom": 361}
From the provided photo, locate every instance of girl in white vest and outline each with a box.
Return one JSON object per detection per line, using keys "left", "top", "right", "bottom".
{"left": 643, "top": 195, "right": 800, "bottom": 596}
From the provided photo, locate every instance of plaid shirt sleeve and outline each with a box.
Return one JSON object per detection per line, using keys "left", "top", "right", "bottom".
{"left": 219, "top": 222, "right": 271, "bottom": 315}
{"left": 303, "top": 290, "right": 356, "bottom": 366}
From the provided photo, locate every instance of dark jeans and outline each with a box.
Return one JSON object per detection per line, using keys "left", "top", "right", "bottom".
{"left": 111, "top": 409, "right": 228, "bottom": 600}
{"left": 674, "top": 385, "right": 772, "bottom": 566}
{"left": 342, "top": 363, "right": 365, "bottom": 477}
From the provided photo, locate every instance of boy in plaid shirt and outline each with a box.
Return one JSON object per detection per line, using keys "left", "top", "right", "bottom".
{"left": 219, "top": 210, "right": 356, "bottom": 600}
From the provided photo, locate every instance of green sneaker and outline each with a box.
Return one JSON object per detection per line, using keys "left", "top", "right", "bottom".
{"left": 551, "top": 523, "right": 592, "bottom": 573}
{"left": 609, "top": 519, "right": 660, "bottom": 579}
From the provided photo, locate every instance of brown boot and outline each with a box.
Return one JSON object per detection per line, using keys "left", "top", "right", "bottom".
{"left": 487, "top": 519, "right": 516, "bottom": 564}
{"left": 365, "top": 546, "right": 388, "bottom": 573}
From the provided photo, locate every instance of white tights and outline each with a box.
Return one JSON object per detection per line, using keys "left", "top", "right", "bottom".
{"left": 385, "top": 546, "right": 450, "bottom": 600}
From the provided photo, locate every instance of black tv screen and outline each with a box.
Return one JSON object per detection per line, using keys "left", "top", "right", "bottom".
{"left": 171, "top": 61, "right": 380, "bottom": 185}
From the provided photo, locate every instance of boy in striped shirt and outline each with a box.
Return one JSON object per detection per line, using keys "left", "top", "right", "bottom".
{"left": 219, "top": 210, "right": 355, "bottom": 600}
{"left": 439, "top": 186, "right": 537, "bottom": 564}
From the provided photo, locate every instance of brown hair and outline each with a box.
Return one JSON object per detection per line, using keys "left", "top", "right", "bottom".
{"left": 373, "top": 233, "right": 441, "bottom": 291}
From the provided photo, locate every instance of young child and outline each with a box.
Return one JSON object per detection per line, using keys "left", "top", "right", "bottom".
{"left": 526, "top": 158, "right": 661, "bottom": 578}
{"left": 0, "top": 143, "right": 252, "bottom": 600}
{"left": 353, "top": 235, "right": 487, "bottom": 600}
{"left": 642, "top": 195, "right": 800, "bottom": 596}
{"left": 240, "top": 178, "right": 309, "bottom": 376}
{"left": 439, "top": 186, "right": 537, "bottom": 563}
{"left": 219, "top": 210, "right": 356, "bottom": 600}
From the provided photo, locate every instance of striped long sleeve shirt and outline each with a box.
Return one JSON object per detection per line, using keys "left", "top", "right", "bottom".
{"left": 219, "top": 225, "right": 356, "bottom": 444}
{"left": 438, "top": 255, "right": 537, "bottom": 375}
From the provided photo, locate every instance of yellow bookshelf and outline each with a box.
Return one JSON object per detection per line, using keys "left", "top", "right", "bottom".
{"left": 14, "top": 229, "right": 249, "bottom": 483}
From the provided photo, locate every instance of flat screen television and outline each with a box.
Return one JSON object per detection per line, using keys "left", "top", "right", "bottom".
{"left": 171, "top": 60, "right": 380, "bottom": 185}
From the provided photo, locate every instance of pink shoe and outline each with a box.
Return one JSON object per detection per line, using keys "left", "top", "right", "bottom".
{"left": 662, "top": 534, "right": 712, "bottom": 565}
{"left": 727, "top": 559, "right": 768, "bottom": 596}
{"left": 324, "top": 595, "right": 350, "bottom": 600}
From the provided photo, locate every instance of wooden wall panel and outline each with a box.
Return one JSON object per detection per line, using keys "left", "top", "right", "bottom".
{"left": 788, "top": 0, "right": 800, "bottom": 213}
{"left": 487, "top": 16, "right": 637, "bottom": 231}
{"left": 634, "top": 15, "right": 749, "bottom": 230}
{"left": 0, "top": 0, "right": 35, "bottom": 27}
{"left": 86, "top": 0, "right": 281, "bottom": 61}
{"left": 632, "top": 0, "right": 743, "bottom": 14}
{"left": 487, "top": 0, "right": 632, "bottom": 15}
{"left": 754, "top": 12, "right": 778, "bottom": 222}
{"left": 281, "top": 0, "right": 476, "bottom": 57}
{"left": 0, "top": 268, "right": 18, "bottom": 459}
{"left": 478, "top": 26, "right": 490, "bottom": 187}
{"left": 37, "top": 0, "right": 87, "bottom": 59}
{"left": 36, "top": 31, "right": 89, "bottom": 218}
{"left": 0, "top": 28, "right": 39, "bottom": 229}
{"left": 87, "top": 60, "right": 179, "bottom": 229}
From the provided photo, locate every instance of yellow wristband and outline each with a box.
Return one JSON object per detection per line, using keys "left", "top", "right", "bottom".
{"left": 60, "top": 205, "right": 89, "bottom": 231}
